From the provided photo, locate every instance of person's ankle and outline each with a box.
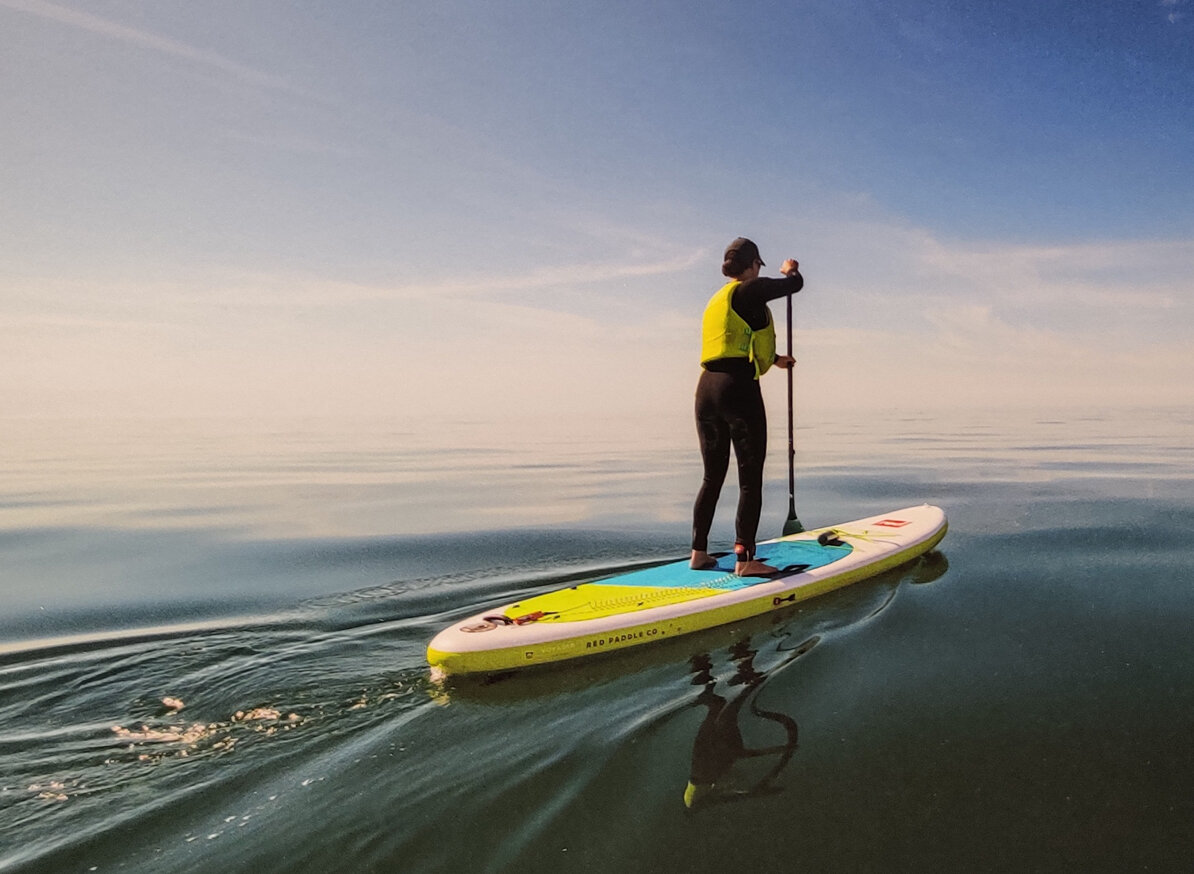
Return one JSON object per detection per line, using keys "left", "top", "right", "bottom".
{"left": 734, "top": 559, "right": 777, "bottom": 577}
{"left": 733, "top": 545, "right": 774, "bottom": 576}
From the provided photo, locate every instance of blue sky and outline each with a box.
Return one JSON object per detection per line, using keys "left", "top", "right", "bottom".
{"left": 2, "top": 0, "right": 1192, "bottom": 431}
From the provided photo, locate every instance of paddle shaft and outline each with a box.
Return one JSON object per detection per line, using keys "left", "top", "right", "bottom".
{"left": 786, "top": 291, "right": 797, "bottom": 520}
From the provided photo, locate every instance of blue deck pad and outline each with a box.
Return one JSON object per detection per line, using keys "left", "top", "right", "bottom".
{"left": 600, "top": 540, "right": 853, "bottom": 591}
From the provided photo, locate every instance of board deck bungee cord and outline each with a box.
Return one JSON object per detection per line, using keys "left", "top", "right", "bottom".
{"left": 427, "top": 504, "right": 947, "bottom": 676}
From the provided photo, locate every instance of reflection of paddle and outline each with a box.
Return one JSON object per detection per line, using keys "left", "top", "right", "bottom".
{"left": 744, "top": 698, "right": 799, "bottom": 796}
{"left": 782, "top": 286, "right": 804, "bottom": 535}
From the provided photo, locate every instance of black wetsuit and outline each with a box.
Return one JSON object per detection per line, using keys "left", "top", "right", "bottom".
{"left": 692, "top": 274, "right": 803, "bottom": 558}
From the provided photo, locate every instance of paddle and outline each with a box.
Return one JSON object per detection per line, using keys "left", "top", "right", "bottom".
{"left": 782, "top": 286, "right": 804, "bottom": 535}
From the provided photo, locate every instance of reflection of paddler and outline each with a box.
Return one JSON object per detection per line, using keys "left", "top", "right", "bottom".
{"left": 683, "top": 642, "right": 800, "bottom": 809}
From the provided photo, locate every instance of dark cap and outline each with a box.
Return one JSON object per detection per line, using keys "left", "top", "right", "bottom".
{"left": 724, "top": 237, "right": 764, "bottom": 267}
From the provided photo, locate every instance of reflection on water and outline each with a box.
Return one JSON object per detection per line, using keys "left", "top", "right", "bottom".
{"left": 2, "top": 406, "right": 1194, "bottom": 872}
{"left": 683, "top": 639, "right": 806, "bottom": 810}
{"left": 4, "top": 407, "right": 1189, "bottom": 643}
{"left": 7, "top": 407, "right": 1192, "bottom": 544}
{"left": 680, "top": 544, "right": 949, "bottom": 812}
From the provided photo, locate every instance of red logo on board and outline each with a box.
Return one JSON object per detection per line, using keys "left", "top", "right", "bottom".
{"left": 875, "top": 518, "right": 910, "bottom": 528}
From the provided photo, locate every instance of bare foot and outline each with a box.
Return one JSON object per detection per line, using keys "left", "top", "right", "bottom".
{"left": 690, "top": 550, "right": 717, "bottom": 570}
{"left": 734, "top": 560, "right": 778, "bottom": 577}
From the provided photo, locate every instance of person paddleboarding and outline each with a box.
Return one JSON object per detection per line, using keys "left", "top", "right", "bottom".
{"left": 690, "top": 237, "right": 802, "bottom": 576}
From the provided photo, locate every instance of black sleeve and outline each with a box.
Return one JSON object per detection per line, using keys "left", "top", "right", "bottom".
{"left": 731, "top": 274, "right": 803, "bottom": 330}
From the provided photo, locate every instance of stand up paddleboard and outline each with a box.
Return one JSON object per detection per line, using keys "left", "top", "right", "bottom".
{"left": 428, "top": 504, "right": 947, "bottom": 676}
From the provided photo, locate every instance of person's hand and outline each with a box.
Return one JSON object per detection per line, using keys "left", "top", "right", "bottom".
{"left": 774, "top": 355, "right": 795, "bottom": 369}
{"left": 781, "top": 258, "right": 800, "bottom": 276}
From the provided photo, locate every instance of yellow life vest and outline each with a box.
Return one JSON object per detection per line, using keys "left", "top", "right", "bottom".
{"left": 700, "top": 281, "right": 776, "bottom": 378}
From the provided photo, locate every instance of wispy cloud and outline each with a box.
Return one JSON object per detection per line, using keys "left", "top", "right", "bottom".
{"left": 214, "top": 128, "right": 363, "bottom": 158}
{"left": 0, "top": 244, "right": 707, "bottom": 325}
{"left": 810, "top": 215, "right": 1194, "bottom": 313}
{"left": 0, "top": 0, "right": 303, "bottom": 95}
{"left": 143, "top": 248, "right": 705, "bottom": 309}
{"left": 393, "top": 249, "right": 707, "bottom": 300}
{"left": 918, "top": 238, "right": 1191, "bottom": 308}
{"left": 5, "top": 209, "right": 1193, "bottom": 420}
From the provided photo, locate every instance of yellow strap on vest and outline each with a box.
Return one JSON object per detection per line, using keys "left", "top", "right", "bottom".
{"left": 700, "top": 281, "right": 776, "bottom": 378}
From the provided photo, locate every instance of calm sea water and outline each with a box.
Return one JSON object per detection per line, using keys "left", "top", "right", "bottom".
{"left": 2, "top": 408, "right": 1193, "bottom": 872}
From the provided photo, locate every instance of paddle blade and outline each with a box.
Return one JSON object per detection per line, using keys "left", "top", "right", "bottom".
{"left": 782, "top": 514, "right": 805, "bottom": 536}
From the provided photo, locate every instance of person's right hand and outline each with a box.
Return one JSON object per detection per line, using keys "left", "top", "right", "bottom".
{"left": 781, "top": 258, "right": 800, "bottom": 276}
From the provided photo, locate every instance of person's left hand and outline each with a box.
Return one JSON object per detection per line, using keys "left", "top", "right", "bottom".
{"left": 774, "top": 355, "right": 795, "bottom": 369}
